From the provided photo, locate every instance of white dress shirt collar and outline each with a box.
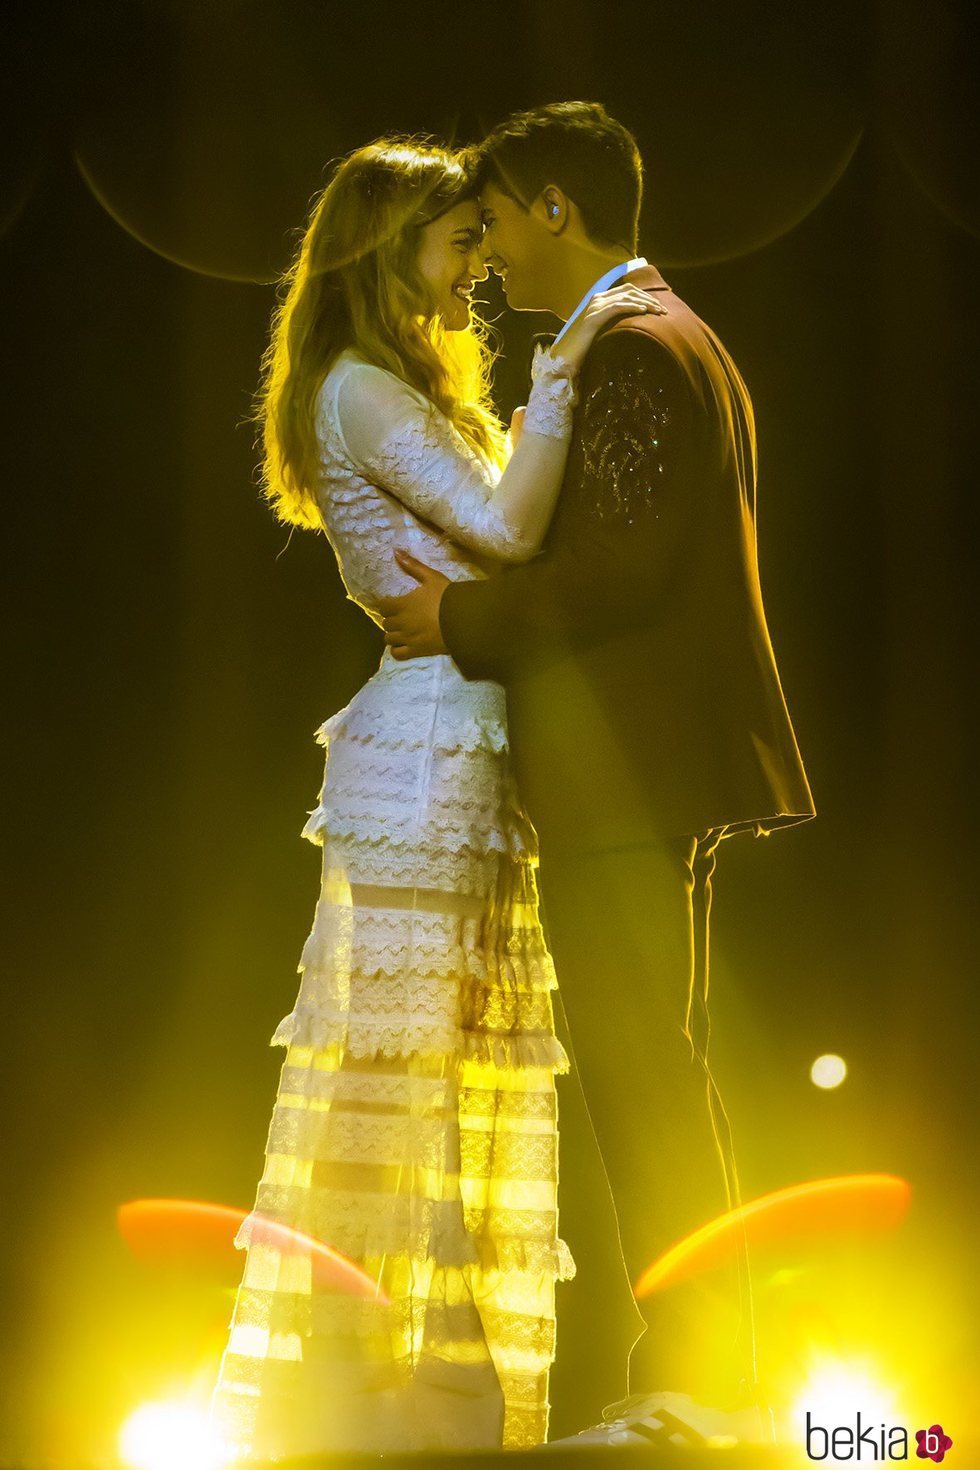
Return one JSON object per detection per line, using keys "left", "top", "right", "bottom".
{"left": 552, "top": 256, "right": 648, "bottom": 344}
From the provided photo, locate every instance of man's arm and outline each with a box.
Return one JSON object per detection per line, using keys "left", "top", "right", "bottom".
{"left": 438, "top": 330, "right": 700, "bottom": 683}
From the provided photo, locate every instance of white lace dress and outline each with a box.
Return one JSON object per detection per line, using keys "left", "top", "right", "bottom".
{"left": 207, "top": 347, "right": 578, "bottom": 1457}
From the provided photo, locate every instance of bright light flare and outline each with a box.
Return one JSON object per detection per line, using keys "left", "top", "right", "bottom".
{"left": 117, "top": 1198, "right": 388, "bottom": 1302}
{"left": 811, "top": 1053, "right": 847, "bottom": 1088}
{"left": 635, "top": 1173, "right": 911, "bottom": 1296}
{"left": 118, "top": 1399, "right": 229, "bottom": 1470}
{"left": 787, "top": 1355, "right": 903, "bottom": 1442}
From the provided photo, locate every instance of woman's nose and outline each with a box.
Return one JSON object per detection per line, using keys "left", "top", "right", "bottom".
{"left": 470, "top": 255, "right": 490, "bottom": 282}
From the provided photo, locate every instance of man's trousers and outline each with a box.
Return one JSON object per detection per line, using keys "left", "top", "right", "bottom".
{"left": 540, "top": 829, "right": 757, "bottom": 1424}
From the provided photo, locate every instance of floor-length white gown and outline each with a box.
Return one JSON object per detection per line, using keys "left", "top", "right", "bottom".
{"left": 207, "top": 346, "right": 579, "bottom": 1456}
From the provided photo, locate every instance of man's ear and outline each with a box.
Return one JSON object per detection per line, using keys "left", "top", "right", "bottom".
{"left": 536, "top": 185, "right": 570, "bottom": 234}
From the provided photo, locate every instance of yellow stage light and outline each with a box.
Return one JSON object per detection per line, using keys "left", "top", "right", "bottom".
{"left": 792, "top": 1357, "right": 898, "bottom": 1425}
{"left": 635, "top": 1173, "right": 911, "bottom": 1295}
{"left": 117, "top": 1197, "right": 388, "bottom": 1302}
{"left": 118, "top": 1399, "right": 229, "bottom": 1470}
{"left": 811, "top": 1053, "right": 847, "bottom": 1089}
{"left": 785, "top": 1354, "right": 906, "bottom": 1452}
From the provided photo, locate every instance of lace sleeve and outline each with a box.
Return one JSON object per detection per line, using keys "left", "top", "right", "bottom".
{"left": 523, "top": 343, "right": 578, "bottom": 439}
{"left": 333, "top": 358, "right": 576, "bottom": 564}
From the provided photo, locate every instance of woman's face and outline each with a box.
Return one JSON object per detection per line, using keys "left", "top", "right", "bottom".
{"left": 415, "top": 199, "right": 488, "bottom": 331}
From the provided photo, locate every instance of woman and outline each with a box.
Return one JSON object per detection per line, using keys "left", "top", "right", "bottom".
{"left": 206, "top": 137, "right": 657, "bottom": 1458}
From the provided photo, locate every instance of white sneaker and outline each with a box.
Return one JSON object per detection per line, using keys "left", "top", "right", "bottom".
{"left": 538, "top": 1389, "right": 777, "bottom": 1451}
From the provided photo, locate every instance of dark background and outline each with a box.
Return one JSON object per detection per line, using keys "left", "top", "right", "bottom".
{"left": 2, "top": 0, "right": 978, "bottom": 1463}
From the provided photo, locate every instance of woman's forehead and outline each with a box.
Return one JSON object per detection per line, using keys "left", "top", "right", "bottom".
{"left": 433, "top": 198, "right": 482, "bottom": 234}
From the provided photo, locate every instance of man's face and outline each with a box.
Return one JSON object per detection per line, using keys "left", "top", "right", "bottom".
{"left": 478, "top": 181, "right": 552, "bottom": 312}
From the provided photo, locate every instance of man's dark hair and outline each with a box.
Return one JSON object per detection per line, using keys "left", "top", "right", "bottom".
{"left": 471, "top": 101, "right": 643, "bottom": 252}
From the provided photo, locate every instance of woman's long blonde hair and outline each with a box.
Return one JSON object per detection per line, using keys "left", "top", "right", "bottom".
{"left": 251, "top": 137, "right": 506, "bottom": 530}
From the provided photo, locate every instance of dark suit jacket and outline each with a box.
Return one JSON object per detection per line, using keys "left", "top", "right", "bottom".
{"left": 439, "top": 263, "right": 816, "bottom": 856}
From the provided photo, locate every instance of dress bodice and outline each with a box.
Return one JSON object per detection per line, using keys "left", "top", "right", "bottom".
{"left": 311, "top": 346, "right": 577, "bottom": 629}
{"left": 312, "top": 350, "right": 499, "bottom": 628}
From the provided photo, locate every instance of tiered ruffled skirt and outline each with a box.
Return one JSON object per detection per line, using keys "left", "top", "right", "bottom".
{"left": 207, "top": 650, "right": 574, "bottom": 1458}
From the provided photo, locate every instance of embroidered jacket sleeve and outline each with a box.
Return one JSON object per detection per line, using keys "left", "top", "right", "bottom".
{"left": 333, "top": 350, "right": 576, "bottom": 564}
{"left": 439, "top": 330, "right": 698, "bottom": 681}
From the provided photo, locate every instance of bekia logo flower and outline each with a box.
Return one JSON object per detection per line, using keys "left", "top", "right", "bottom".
{"left": 915, "top": 1424, "right": 953, "bottom": 1462}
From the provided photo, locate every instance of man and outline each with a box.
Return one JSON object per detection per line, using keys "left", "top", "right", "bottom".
{"left": 380, "top": 101, "right": 815, "bottom": 1448}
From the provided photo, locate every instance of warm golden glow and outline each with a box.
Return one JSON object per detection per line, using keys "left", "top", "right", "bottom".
{"left": 635, "top": 1174, "right": 912, "bottom": 1296}
{"left": 117, "top": 1197, "right": 388, "bottom": 1302}
{"left": 118, "top": 1399, "right": 229, "bottom": 1470}
{"left": 786, "top": 1354, "right": 904, "bottom": 1446}
{"left": 811, "top": 1053, "right": 847, "bottom": 1089}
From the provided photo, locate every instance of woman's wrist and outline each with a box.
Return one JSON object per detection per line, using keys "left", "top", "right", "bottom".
{"left": 533, "top": 341, "right": 576, "bottom": 380}
{"left": 543, "top": 342, "right": 575, "bottom": 376}
{"left": 524, "top": 344, "right": 578, "bottom": 440}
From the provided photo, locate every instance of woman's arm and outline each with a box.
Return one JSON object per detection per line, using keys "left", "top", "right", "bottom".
{"left": 333, "top": 352, "right": 576, "bottom": 563}
{"left": 333, "top": 285, "right": 661, "bottom": 564}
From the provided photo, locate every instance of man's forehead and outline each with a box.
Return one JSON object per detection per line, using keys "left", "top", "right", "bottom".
{"left": 478, "top": 180, "right": 511, "bottom": 212}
